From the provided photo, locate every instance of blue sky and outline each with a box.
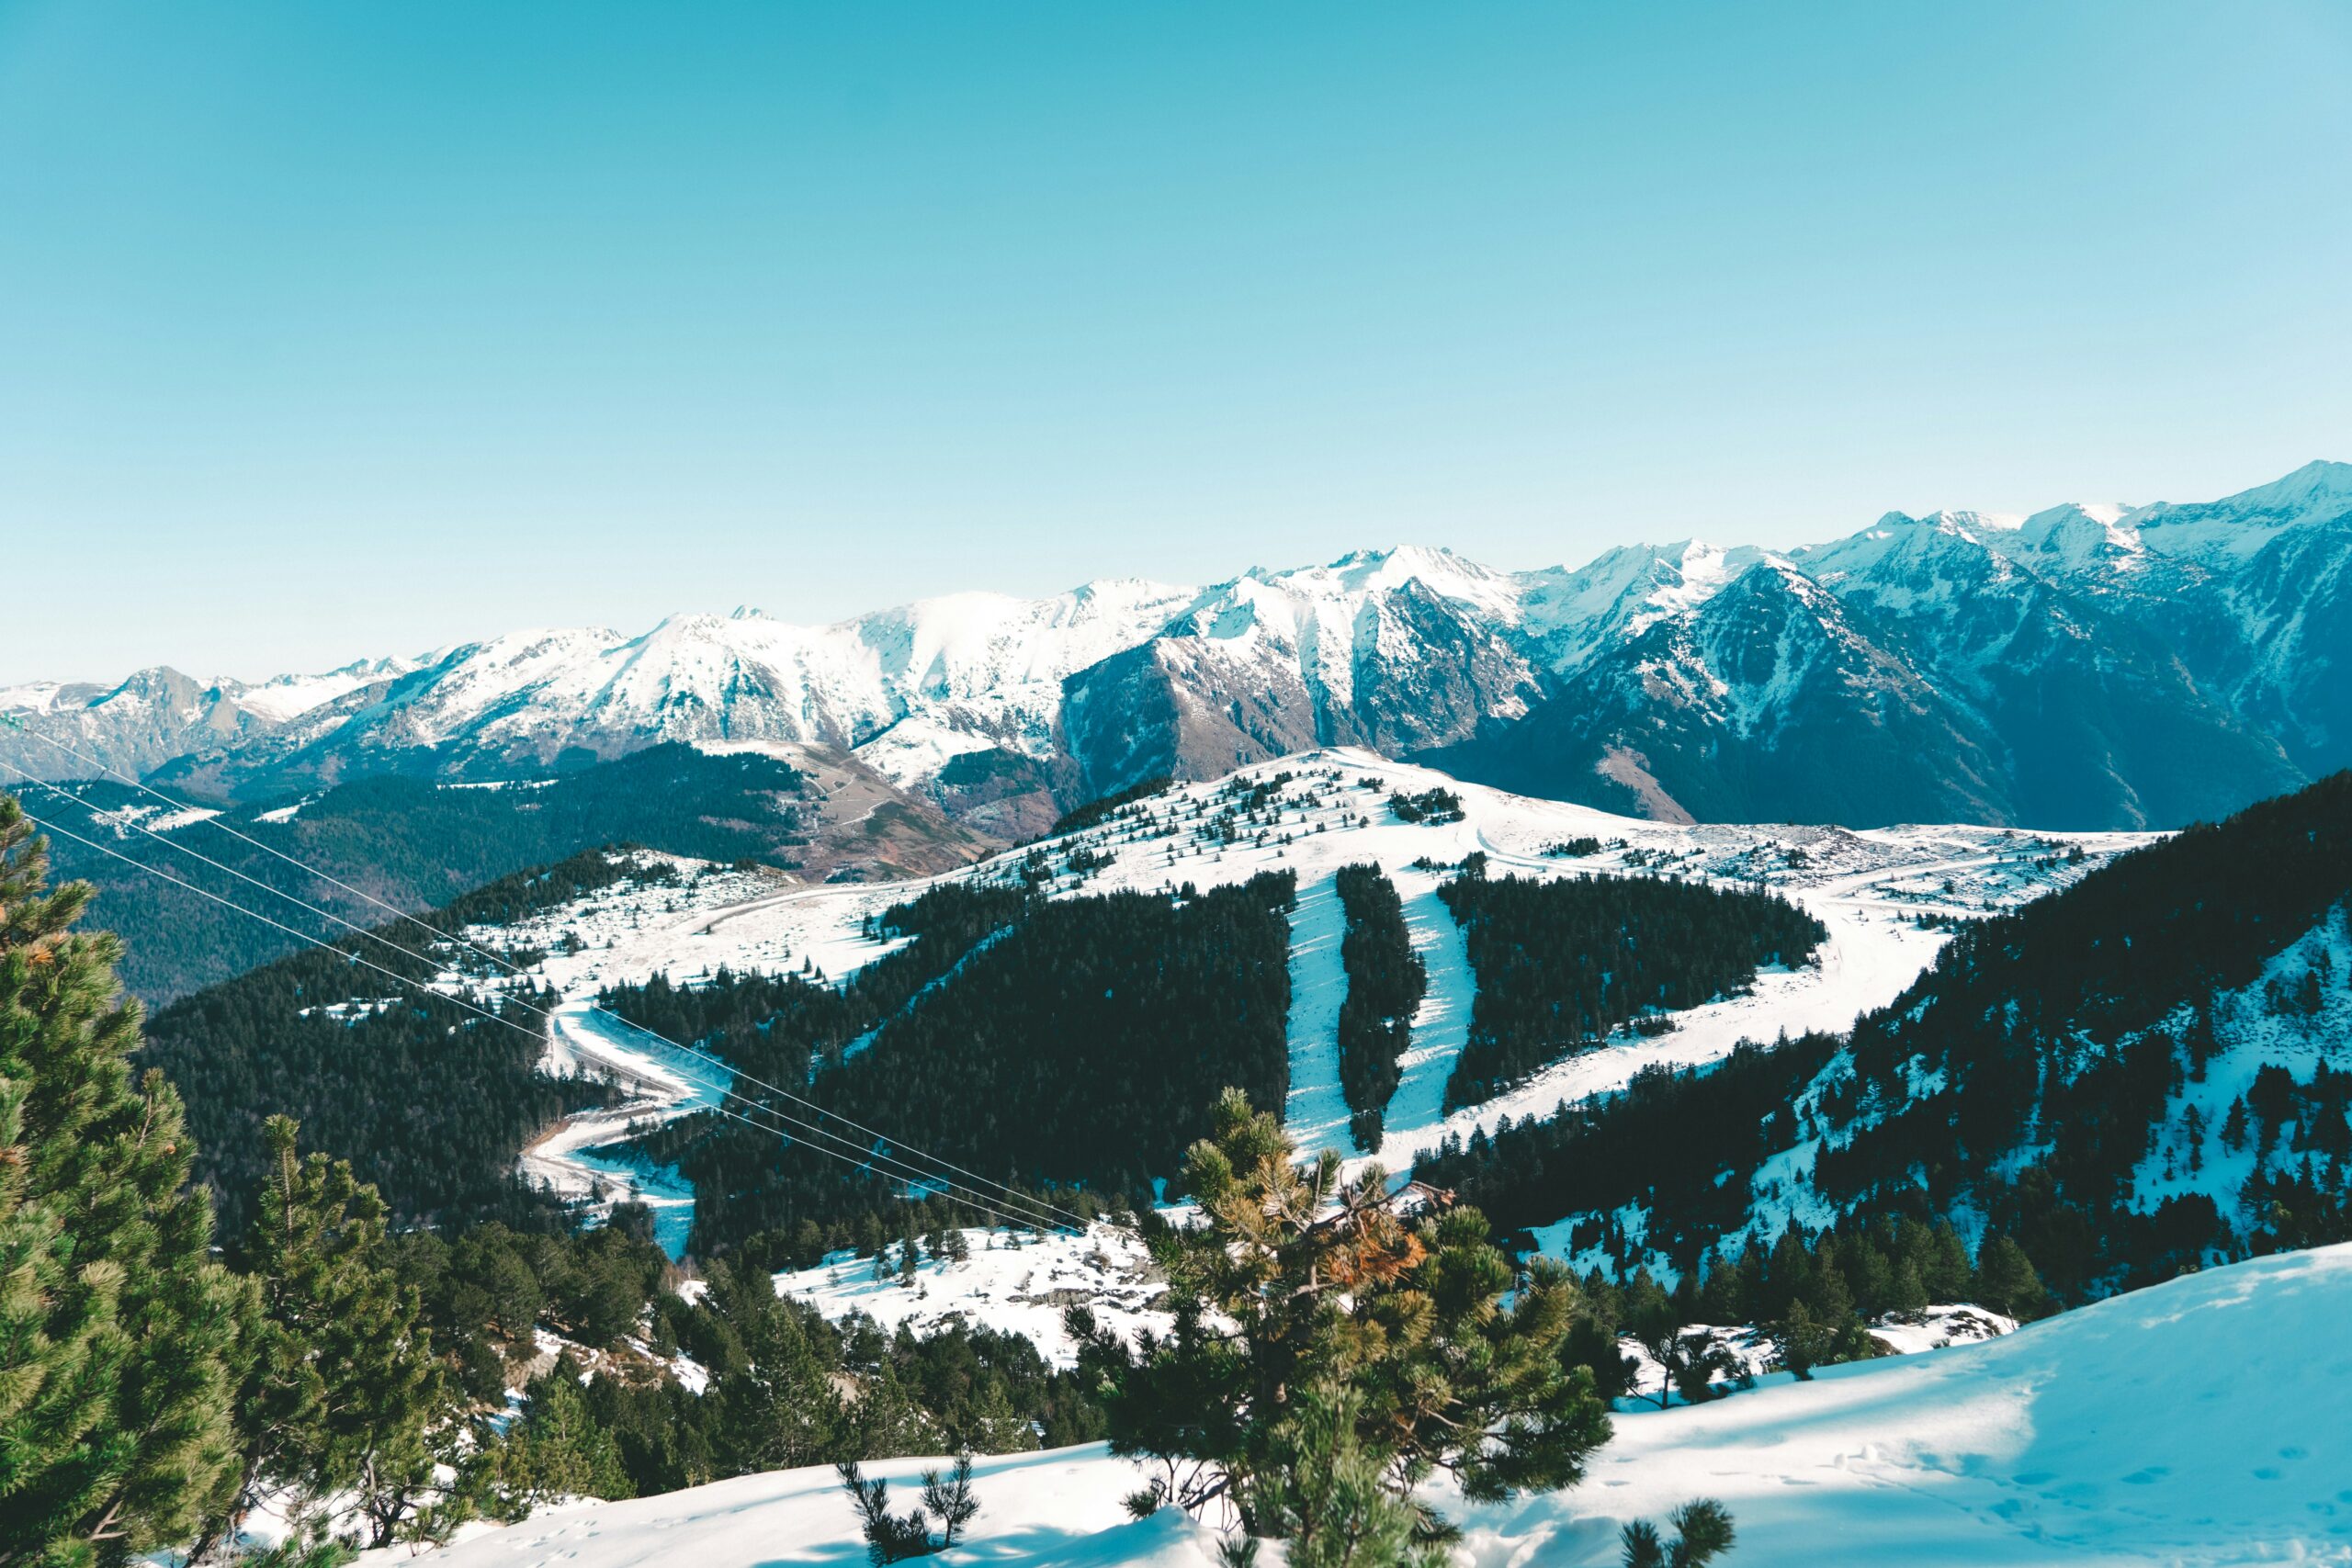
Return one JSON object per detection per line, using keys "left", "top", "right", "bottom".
{"left": 3, "top": 1, "right": 2347, "bottom": 679}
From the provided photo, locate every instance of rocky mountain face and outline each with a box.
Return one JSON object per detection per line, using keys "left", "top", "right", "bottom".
{"left": 7, "top": 462, "right": 2348, "bottom": 831}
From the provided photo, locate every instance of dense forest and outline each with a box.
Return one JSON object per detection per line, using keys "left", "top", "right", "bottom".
{"left": 607, "top": 873, "right": 1297, "bottom": 1254}
{"left": 594, "top": 880, "right": 1035, "bottom": 1082}
{"left": 1419, "top": 772, "right": 2352, "bottom": 1307}
{"left": 391, "top": 1206, "right": 1108, "bottom": 1502}
{"left": 36, "top": 743, "right": 812, "bottom": 998}
{"left": 1808, "top": 768, "right": 2352, "bottom": 1298}
{"left": 1331, "top": 862, "right": 1425, "bottom": 1151}
{"left": 139, "top": 849, "right": 682, "bottom": 1237}
{"left": 1438, "top": 862, "right": 1826, "bottom": 1109}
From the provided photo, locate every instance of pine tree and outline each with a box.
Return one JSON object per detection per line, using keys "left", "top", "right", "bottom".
{"left": 1071, "top": 1089, "right": 1611, "bottom": 1540}
{"left": 1973, "top": 1235, "right": 2054, "bottom": 1321}
{"left": 200, "top": 1115, "right": 449, "bottom": 1555}
{"left": 493, "top": 1363, "right": 634, "bottom": 1508}
{"left": 709, "top": 1271, "right": 846, "bottom": 1473}
{"left": 1253, "top": 1382, "right": 1443, "bottom": 1568}
{"left": 1622, "top": 1499, "right": 1736, "bottom": 1567}
{"left": 0, "top": 797, "right": 243, "bottom": 1567}
{"left": 917, "top": 1453, "right": 980, "bottom": 1549}
{"left": 834, "top": 1460, "right": 933, "bottom": 1564}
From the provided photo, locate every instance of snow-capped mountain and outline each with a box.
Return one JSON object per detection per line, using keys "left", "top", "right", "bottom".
{"left": 7, "top": 462, "right": 2347, "bottom": 831}
{"left": 0, "top": 659, "right": 413, "bottom": 782}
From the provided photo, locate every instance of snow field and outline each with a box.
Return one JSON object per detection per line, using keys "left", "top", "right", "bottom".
{"left": 769, "top": 1222, "right": 1173, "bottom": 1368}
{"left": 372, "top": 1242, "right": 2352, "bottom": 1567}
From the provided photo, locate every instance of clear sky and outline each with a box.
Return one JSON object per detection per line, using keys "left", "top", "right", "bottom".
{"left": 4, "top": 1, "right": 2348, "bottom": 681}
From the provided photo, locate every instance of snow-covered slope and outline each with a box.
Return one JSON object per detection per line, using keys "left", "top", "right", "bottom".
{"left": 369, "top": 1240, "right": 2352, "bottom": 1567}
{"left": 770, "top": 1222, "right": 1172, "bottom": 1367}
{"left": 452, "top": 750, "right": 2141, "bottom": 1235}
{"left": 1462, "top": 768, "right": 2352, "bottom": 1300}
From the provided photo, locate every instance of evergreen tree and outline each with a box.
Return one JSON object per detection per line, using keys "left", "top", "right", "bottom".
{"left": 492, "top": 1364, "right": 634, "bottom": 1509}
{"left": 0, "top": 796, "right": 243, "bottom": 1568}
{"left": 916, "top": 1454, "right": 979, "bottom": 1550}
{"left": 1973, "top": 1235, "right": 2054, "bottom": 1321}
{"left": 1071, "top": 1089, "right": 1611, "bottom": 1541}
{"left": 202, "top": 1116, "right": 448, "bottom": 1556}
{"left": 834, "top": 1460, "right": 932, "bottom": 1565}
{"left": 1622, "top": 1499, "right": 1736, "bottom": 1567}
{"left": 1254, "top": 1382, "right": 1444, "bottom": 1568}
{"left": 708, "top": 1271, "right": 847, "bottom": 1473}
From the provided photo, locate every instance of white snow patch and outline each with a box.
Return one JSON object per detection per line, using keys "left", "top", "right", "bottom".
{"left": 371, "top": 1243, "right": 2352, "bottom": 1567}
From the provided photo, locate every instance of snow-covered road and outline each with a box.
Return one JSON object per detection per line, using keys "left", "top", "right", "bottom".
{"left": 518, "top": 999, "right": 732, "bottom": 1258}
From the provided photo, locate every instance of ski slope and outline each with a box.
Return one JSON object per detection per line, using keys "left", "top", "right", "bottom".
{"left": 368, "top": 1241, "right": 2352, "bottom": 1567}
{"left": 460, "top": 750, "right": 2143, "bottom": 1234}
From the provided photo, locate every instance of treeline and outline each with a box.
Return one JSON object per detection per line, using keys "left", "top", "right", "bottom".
{"left": 1332, "top": 863, "right": 1424, "bottom": 1151}
{"left": 140, "top": 849, "right": 671, "bottom": 1238}
{"left": 1810, "top": 770, "right": 2352, "bottom": 1299}
{"left": 40, "top": 743, "right": 811, "bottom": 999}
{"left": 1416, "top": 1038, "right": 1839, "bottom": 1266}
{"left": 1583, "top": 1211, "right": 2053, "bottom": 1337}
{"left": 1046, "top": 773, "right": 1173, "bottom": 838}
{"left": 1580, "top": 1216, "right": 2054, "bottom": 1411}
{"left": 623, "top": 873, "right": 1298, "bottom": 1254}
{"left": 1438, "top": 863, "right": 1826, "bottom": 1109}
{"left": 597, "top": 880, "right": 1035, "bottom": 1083}
{"left": 396, "top": 1208, "right": 1104, "bottom": 1505}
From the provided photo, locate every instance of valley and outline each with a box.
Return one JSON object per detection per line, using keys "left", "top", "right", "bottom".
{"left": 16, "top": 17, "right": 2345, "bottom": 1562}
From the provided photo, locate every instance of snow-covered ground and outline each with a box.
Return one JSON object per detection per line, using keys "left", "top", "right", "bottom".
{"left": 425, "top": 751, "right": 2143, "bottom": 1247}
{"left": 769, "top": 1221, "right": 1172, "bottom": 1367}
{"left": 368, "top": 1241, "right": 2352, "bottom": 1567}
{"left": 515, "top": 998, "right": 734, "bottom": 1258}
{"left": 1279, "top": 872, "right": 1353, "bottom": 1153}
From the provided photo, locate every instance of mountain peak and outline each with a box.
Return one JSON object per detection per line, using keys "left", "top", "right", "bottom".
{"left": 2123, "top": 458, "right": 2352, "bottom": 563}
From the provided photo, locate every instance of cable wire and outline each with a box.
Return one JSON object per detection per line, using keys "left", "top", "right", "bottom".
{"left": 5, "top": 784, "right": 1085, "bottom": 1235}
{"left": 3, "top": 723, "right": 1102, "bottom": 1232}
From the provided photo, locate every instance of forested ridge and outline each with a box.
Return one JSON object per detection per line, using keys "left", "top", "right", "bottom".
{"left": 40, "top": 743, "right": 811, "bottom": 999}
{"left": 606, "top": 873, "right": 1297, "bottom": 1254}
{"left": 595, "top": 880, "right": 1034, "bottom": 1082}
{"left": 1439, "top": 863, "right": 1826, "bottom": 1109}
{"left": 1419, "top": 771, "right": 2352, "bottom": 1308}
{"left": 140, "top": 849, "right": 680, "bottom": 1238}
{"left": 5, "top": 795, "right": 1137, "bottom": 1563}
{"left": 1332, "top": 863, "right": 1424, "bottom": 1151}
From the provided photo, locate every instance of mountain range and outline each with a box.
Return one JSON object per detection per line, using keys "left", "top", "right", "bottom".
{"left": 10, "top": 460, "right": 2348, "bottom": 831}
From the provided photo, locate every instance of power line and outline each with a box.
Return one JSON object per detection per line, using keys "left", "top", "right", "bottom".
{"left": 3, "top": 723, "right": 1102, "bottom": 1232}
{"left": 4, "top": 785, "right": 1085, "bottom": 1235}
